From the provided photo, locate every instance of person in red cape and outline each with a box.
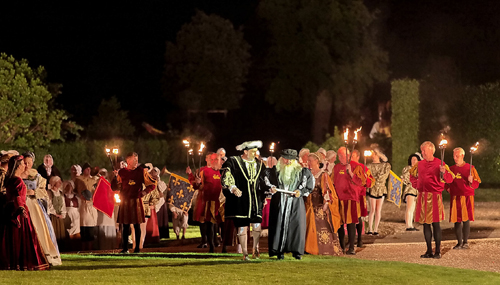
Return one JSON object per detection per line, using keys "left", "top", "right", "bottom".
{"left": 331, "top": 147, "right": 366, "bottom": 255}
{"left": 111, "top": 152, "right": 157, "bottom": 253}
{"left": 410, "top": 141, "right": 454, "bottom": 259}
{"left": 0, "top": 155, "right": 49, "bottom": 271}
{"left": 447, "top": 147, "right": 481, "bottom": 250}
{"left": 350, "top": 149, "right": 375, "bottom": 247}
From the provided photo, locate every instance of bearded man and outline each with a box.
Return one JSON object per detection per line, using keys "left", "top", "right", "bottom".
{"left": 266, "top": 149, "right": 314, "bottom": 260}
{"left": 221, "top": 140, "right": 268, "bottom": 260}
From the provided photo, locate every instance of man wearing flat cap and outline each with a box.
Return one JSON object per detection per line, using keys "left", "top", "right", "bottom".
{"left": 265, "top": 149, "right": 314, "bottom": 260}
{"left": 221, "top": 140, "right": 269, "bottom": 260}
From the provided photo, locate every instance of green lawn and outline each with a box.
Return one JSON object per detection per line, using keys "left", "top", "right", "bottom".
{"left": 0, "top": 253, "right": 499, "bottom": 284}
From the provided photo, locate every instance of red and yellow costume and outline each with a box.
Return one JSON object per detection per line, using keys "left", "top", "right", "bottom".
{"left": 353, "top": 163, "right": 374, "bottom": 217}
{"left": 113, "top": 167, "right": 157, "bottom": 224}
{"left": 447, "top": 163, "right": 481, "bottom": 223}
{"left": 410, "top": 158, "right": 454, "bottom": 224}
{"left": 190, "top": 166, "right": 207, "bottom": 223}
{"left": 331, "top": 162, "right": 366, "bottom": 224}
{"left": 199, "top": 167, "right": 223, "bottom": 224}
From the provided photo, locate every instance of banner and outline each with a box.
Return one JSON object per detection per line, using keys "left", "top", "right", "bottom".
{"left": 92, "top": 176, "right": 115, "bottom": 218}
{"left": 387, "top": 170, "right": 402, "bottom": 208}
{"left": 167, "top": 173, "right": 196, "bottom": 211}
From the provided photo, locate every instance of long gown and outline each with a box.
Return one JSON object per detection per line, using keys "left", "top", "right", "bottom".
{"left": 266, "top": 166, "right": 314, "bottom": 257}
{"left": 23, "top": 172, "right": 61, "bottom": 265}
{"left": 305, "top": 171, "right": 343, "bottom": 255}
{"left": 0, "top": 177, "right": 49, "bottom": 271}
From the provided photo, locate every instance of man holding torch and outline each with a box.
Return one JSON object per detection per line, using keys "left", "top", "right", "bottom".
{"left": 410, "top": 141, "right": 454, "bottom": 259}
{"left": 447, "top": 147, "right": 481, "bottom": 250}
{"left": 331, "top": 147, "right": 366, "bottom": 255}
{"left": 111, "top": 152, "right": 157, "bottom": 253}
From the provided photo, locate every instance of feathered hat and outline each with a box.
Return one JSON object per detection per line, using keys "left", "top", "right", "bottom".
{"left": 236, "top": 140, "right": 262, "bottom": 151}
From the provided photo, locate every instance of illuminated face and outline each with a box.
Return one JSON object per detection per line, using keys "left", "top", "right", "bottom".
{"left": 210, "top": 154, "right": 221, "bottom": 170}
{"left": 411, "top": 156, "right": 419, "bottom": 166}
{"left": 453, "top": 151, "right": 464, "bottom": 165}
{"left": 44, "top": 156, "right": 53, "bottom": 166}
{"left": 127, "top": 155, "right": 139, "bottom": 169}
{"left": 150, "top": 169, "right": 159, "bottom": 179}
{"left": 24, "top": 157, "right": 33, "bottom": 171}
{"left": 307, "top": 156, "right": 319, "bottom": 169}
{"left": 83, "top": 167, "right": 91, "bottom": 176}
{"left": 338, "top": 148, "right": 349, "bottom": 165}
{"left": 421, "top": 146, "right": 434, "bottom": 161}
{"left": 282, "top": 158, "right": 291, "bottom": 165}
{"left": 246, "top": 149, "right": 258, "bottom": 160}
{"left": 18, "top": 160, "right": 26, "bottom": 173}
{"left": 351, "top": 153, "right": 359, "bottom": 163}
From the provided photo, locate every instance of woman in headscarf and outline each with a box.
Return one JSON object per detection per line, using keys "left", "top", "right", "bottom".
{"left": 36, "top": 154, "right": 61, "bottom": 183}
{"left": 0, "top": 155, "right": 49, "bottom": 271}
{"left": 48, "top": 176, "right": 67, "bottom": 249}
{"left": 366, "top": 145, "right": 391, "bottom": 235}
{"left": 21, "top": 152, "right": 61, "bottom": 266}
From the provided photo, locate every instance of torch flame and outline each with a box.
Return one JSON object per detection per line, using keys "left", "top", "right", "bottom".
{"left": 470, "top": 142, "right": 479, "bottom": 153}
{"left": 364, "top": 150, "right": 372, "bottom": 157}
{"left": 439, "top": 134, "right": 448, "bottom": 147}
{"left": 114, "top": 194, "right": 121, "bottom": 203}
{"left": 112, "top": 148, "right": 119, "bottom": 155}
{"left": 354, "top": 127, "right": 362, "bottom": 141}
{"left": 198, "top": 142, "right": 205, "bottom": 153}
{"left": 182, "top": 139, "right": 190, "bottom": 147}
{"left": 105, "top": 147, "right": 111, "bottom": 154}
{"left": 270, "top": 142, "right": 275, "bottom": 152}
{"left": 188, "top": 149, "right": 193, "bottom": 155}
{"left": 344, "top": 128, "right": 349, "bottom": 142}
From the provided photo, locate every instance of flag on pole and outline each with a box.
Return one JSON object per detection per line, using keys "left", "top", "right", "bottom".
{"left": 387, "top": 170, "right": 402, "bottom": 208}
{"left": 167, "top": 172, "right": 196, "bottom": 212}
{"left": 93, "top": 176, "right": 115, "bottom": 218}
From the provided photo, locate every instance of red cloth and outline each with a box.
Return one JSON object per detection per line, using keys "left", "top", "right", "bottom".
{"left": 145, "top": 208, "right": 160, "bottom": 244}
{"left": 447, "top": 163, "right": 480, "bottom": 196}
{"left": 261, "top": 198, "right": 271, "bottom": 229}
{"left": 93, "top": 177, "right": 114, "bottom": 218}
{"left": 449, "top": 195, "right": 474, "bottom": 223}
{"left": 332, "top": 162, "right": 364, "bottom": 201}
{"left": 352, "top": 162, "right": 373, "bottom": 217}
{"left": 410, "top": 158, "right": 453, "bottom": 194}
{"left": 200, "top": 168, "right": 222, "bottom": 223}
{"left": 1, "top": 177, "right": 49, "bottom": 271}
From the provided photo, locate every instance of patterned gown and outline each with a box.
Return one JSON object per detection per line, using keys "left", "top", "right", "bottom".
{"left": 305, "top": 171, "right": 343, "bottom": 256}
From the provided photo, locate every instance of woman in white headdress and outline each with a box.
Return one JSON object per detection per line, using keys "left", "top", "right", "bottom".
{"left": 366, "top": 145, "right": 391, "bottom": 235}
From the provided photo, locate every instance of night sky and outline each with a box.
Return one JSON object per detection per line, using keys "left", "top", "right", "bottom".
{"left": 2, "top": 0, "right": 500, "bottom": 151}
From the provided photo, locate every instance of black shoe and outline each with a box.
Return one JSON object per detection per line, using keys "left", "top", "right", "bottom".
{"left": 222, "top": 246, "right": 227, "bottom": 253}
{"left": 433, "top": 253, "right": 441, "bottom": 259}
{"left": 134, "top": 248, "right": 140, "bottom": 253}
{"left": 346, "top": 249, "right": 356, "bottom": 255}
{"left": 373, "top": 232, "right": 379, "bottom": 236}
{"left": 461, "top": 243, "right": 470, "bottom": 249}
{"left": 293, "top": 254, "right": 302, "bottom": 260}
{"left": 277, "top": 254, "right": 284, "bottom": 260}
{"left": 197, "top": 243, "right": 207, "bottom": 248}
{"left": 420, "top": 252, "right": 433, "bottom": 258}
{"left": 357, "top": 240, "right": 363, "bottom": 247}
{"left": 119, "top": 249, "right": 129, "bottom": 254}
{"left": 453, "top": 243, "right": 463, "bottom": 250}
{"left": 209, "top": 247, "right": 215, "bottom": 253}
{"left": 366, "top": 232, "right": 373, "bottom": 235}
{"left": 406, "top": 228, "right": 418, "bottom": 231}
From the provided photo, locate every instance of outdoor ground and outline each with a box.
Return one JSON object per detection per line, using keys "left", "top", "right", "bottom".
{"left": 1, "top": 189, "right": 499, "bottom": 284}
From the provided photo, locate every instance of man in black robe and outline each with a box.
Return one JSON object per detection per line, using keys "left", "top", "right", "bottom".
{"left": 220, "top": 140, "right": 268, "bottom": 260}
{"left": 265, "top": 149, "right": 314, "bottom": 260}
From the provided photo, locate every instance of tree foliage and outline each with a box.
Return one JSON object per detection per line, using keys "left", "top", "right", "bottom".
{"left": 391, "top": 79, "right": 419, "bottom": 174}
{"left": 258, "top": 0, "right": 388, "bottom": 114}
{"left": 0, "top": 53, "right": 80, "bottom": 149}
{"left": 87, "top": 96, "right": 135, "bottom": 139}
{"left": 164, "top": 11, "right": 251, "bottom": 110}
{"left": 449, "top": 82, "right": 500, "bottom": 183}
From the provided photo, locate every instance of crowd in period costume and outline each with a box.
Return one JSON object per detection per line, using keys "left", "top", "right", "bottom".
{"left": 0, "top": 135, "right": 485, "bottom": 270}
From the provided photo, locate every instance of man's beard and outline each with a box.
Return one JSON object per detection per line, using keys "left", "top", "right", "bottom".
{"left": 277, "top": 159, "right": 302, "bottom": 187}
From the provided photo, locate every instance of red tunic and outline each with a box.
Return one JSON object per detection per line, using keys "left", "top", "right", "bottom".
{"left": 447, "top": 163, "right": 481, "bottom": 223}
{"left": 353, "top": 163, "right": 374, "bottom": 217}
{"left": 447, "top": 163, "right": 480, "bottom": 196}
{"left": 331, "top": 162, "right": 364, "bottom": 202}
{"left": 200, "top": 168, "right": 222, "bottom": 223}
{"left": 113, "top": 167, "right": 157, "bottom": 224}
{"left": 410, "top": 158, "right": 454, "bottom": 224}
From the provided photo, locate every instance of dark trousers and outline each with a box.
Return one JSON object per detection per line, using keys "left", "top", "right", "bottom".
{"left": 122, "top": 224, "right": 141, "bottom": 251}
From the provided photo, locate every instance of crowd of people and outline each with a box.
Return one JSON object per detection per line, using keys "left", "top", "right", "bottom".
{"left": 0, "top": 138, "right": 481, "bottom": 270}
